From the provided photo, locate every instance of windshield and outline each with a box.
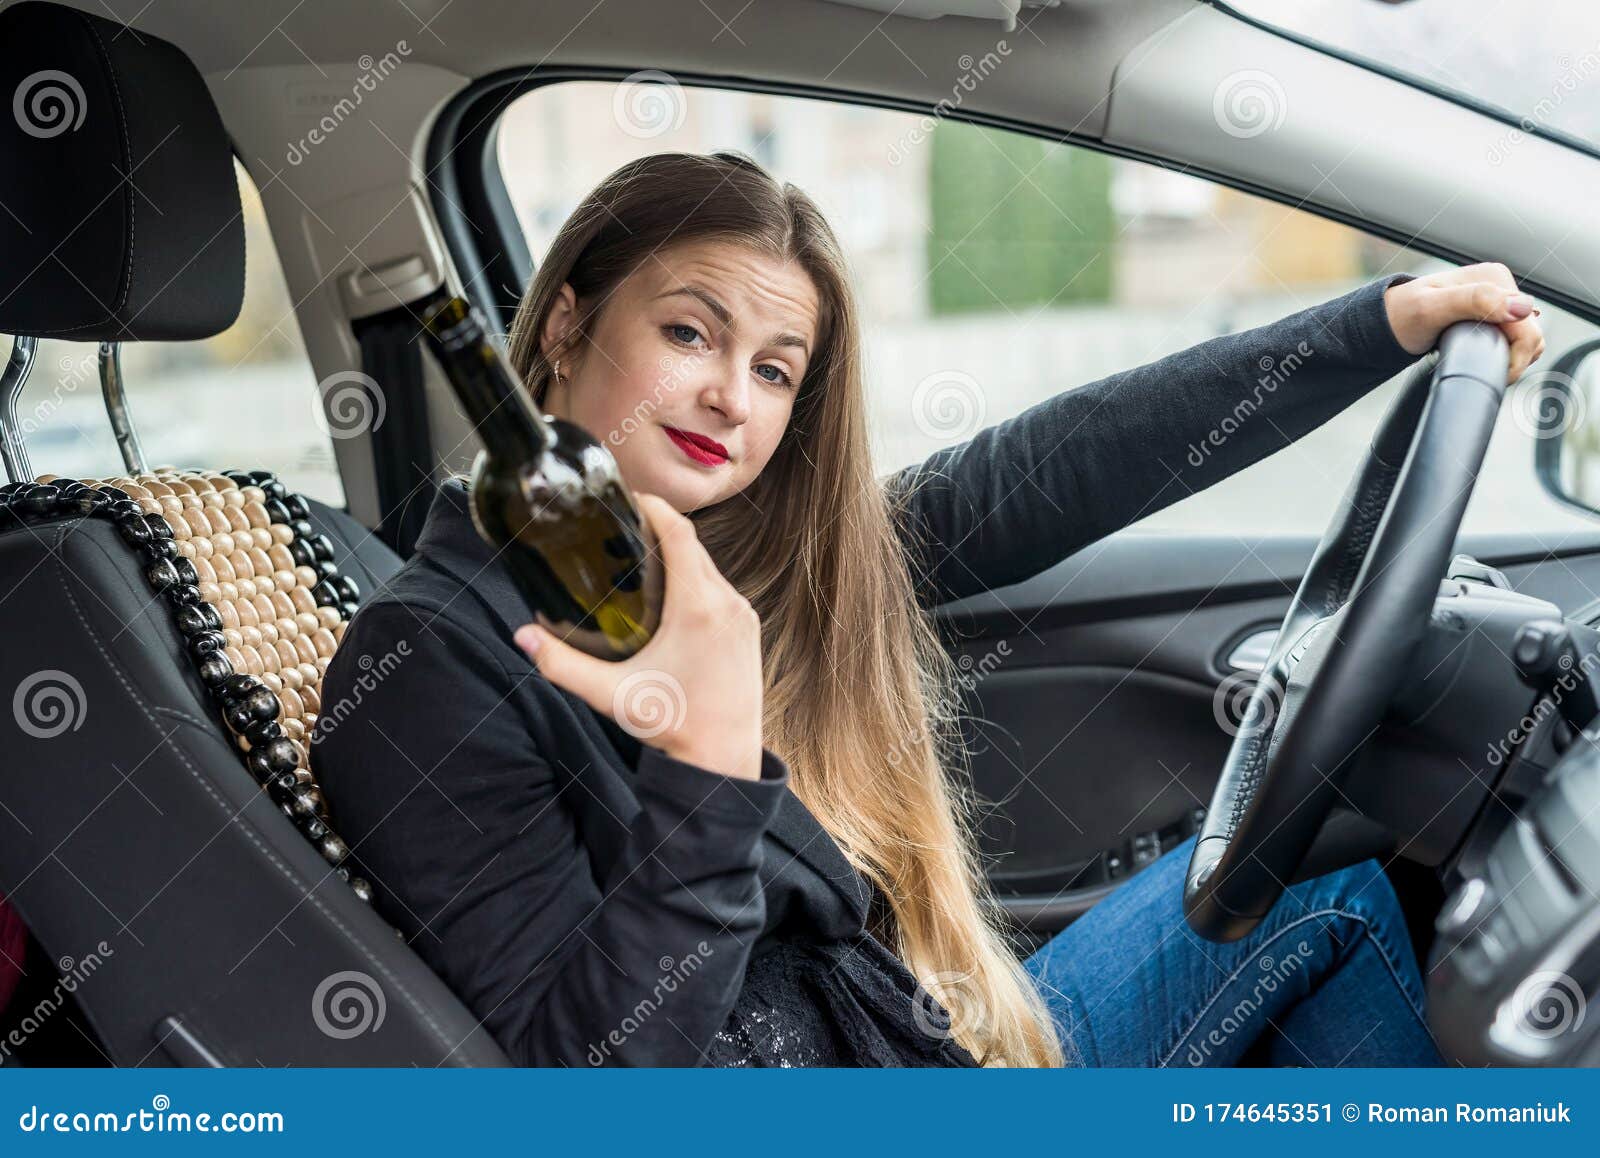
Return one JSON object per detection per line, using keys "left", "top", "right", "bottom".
{"left": 1225, "top": 0, "right": 1600, "bottom": 153}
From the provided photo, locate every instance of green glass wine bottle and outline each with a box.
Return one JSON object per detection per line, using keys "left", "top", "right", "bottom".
{"left": 418, "top": 292, "right": 661, "bottom": 660}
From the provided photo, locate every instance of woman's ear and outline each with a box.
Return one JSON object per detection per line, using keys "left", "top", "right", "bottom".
{"left": 539, "top": 282, "right": 581, "bottom": 367}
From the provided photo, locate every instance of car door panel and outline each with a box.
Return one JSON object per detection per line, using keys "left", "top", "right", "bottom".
{"left": 944, "top": 526, "right": 1600, "bottom": 936}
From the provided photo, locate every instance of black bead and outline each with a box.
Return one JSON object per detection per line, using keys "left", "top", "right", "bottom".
{"left": 290, "top": 518, "right": 315, "bottom": 540}
{"left": 241, "top": 687, "right": 279, "bottom": 722}
{"left": 312, "top": 581, "right": 340, "bottom": 607}
{"left": 18, "top": 485, "right": 59, "bottom": 518}
{"left": 335, "top": 575, "right": 361, "bottom": 602}
{"left": 265, "top": 774, "right": 297, "bottom": 809}
{"left": 97, "top": 485, "right": 131, "bottom": 504}
{"left": 262, "top": 481, "right": 288, "bottom": 503}
{"left": 247, "top": 469, "right": 276, "bottom": 485}
{"left": 144, "top": 557, "right": 179, "bottom": 590}
{"left": 197, "top": 653, "right": 233, "bottom": 688}
{"left": 164, "top": 583, "right": 200, "bottom": 608}
{"left": 338, "top": 601, "right": 360, "bottom": 622}
{"left": 243, "top": 719, "right": 283, "bottom": 747}
{"left": 300, "top": 815, "right": 330, "bottom": 843}
{"left": 189, "top": 630, "right": 226, "bottom": 659}
{"left": 176, "top": 602, "right": 223, "bottom": 635}
{"left": 262, "top": 497, "right": 291, "bottom": 525}
{"left": 172, "top": 556, "right": 199, "bottom": 586}
{"left": 319, "top": 834, "right": 349, "bottom": 865}
{"left": 140, "top": 538, "right": 178, "bottom": 562}
{"left": 224, "top": 674, "right": 258, "bottom": 700}
{"left": 291, "top": 785, "right": 321, "bottom": 817}
{"left": 288, "top": 539, "right": 316, "bottom": 567}
{"left": 350, "top": 877, "right": 374, "bottom": 903}
{"left": 285, "top": 494, "right": 311, "bottom": 521}
{"left": 144, "top": 513, "right": 174, "bottom": 540}
{"left": 262, "top": 738, "right": 299, "bottom": 775}
{"left": 314, "top": 560, "right": 338, "bottom": 581}
{"left": 118, "top": 516, "right": 154, "bottom": 547}
{"left": 61, "top": 490, "right": 97, "bottom": 516}
{"left": 311, "top": 534, "right": 335, "bottom": 562}
{"left": 107, "top": 499, "right": 142, "bottom": 519}
{"left": 0, "top": 482, "right": 25, "bottom": 500}
{"left": 247, "top": 745, "right": 275, "bottom": 781}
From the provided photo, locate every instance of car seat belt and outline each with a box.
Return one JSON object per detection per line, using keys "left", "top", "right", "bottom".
{"left": 353, "top": 301, "right": 436, "bottom": 558}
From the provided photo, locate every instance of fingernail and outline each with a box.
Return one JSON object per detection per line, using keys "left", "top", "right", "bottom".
{"left": 514, "top": 625, "right": 542, "bottom": 655}
{"left": 1507, "top": 295, "right": 1534, "bottom": 319}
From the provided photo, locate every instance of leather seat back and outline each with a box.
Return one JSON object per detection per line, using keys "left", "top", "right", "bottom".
{"left": 0, "top": 2, "right": 507, "bottom": 1065}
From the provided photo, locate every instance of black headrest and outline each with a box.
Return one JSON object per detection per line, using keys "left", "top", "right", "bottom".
{"left": 0, "top": 1, "right": 244, "bottom": 341}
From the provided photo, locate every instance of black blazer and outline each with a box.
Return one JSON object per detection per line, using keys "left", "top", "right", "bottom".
{"left": 310, "top": 274, "right": 1417, "bottom": 1065}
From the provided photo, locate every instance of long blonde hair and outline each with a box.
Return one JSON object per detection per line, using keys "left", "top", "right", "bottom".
{"left": 506, "top": 151, "right": 1062, "bottom": 1067}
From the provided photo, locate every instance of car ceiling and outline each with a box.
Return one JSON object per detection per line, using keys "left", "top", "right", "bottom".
{"left": 12, "top": 0, "right": 1600, "bottom": 525}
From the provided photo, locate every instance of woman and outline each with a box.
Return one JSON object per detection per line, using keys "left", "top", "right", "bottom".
{"left": 311, "top": 151, "right": 1544, "bottom": 1068}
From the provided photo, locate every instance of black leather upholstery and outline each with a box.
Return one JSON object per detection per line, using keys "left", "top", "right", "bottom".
{"left": 0, "top": 1, "right": 510, "bottom": 1064}
{"left": 0, "top": 1, "right": 244, "bottom": 340}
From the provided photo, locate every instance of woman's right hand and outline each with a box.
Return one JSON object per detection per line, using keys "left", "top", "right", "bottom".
{"left": 513, "top": 493, "right": 765, "bottom": 781}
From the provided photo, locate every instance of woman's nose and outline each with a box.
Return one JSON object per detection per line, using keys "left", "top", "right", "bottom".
{"left": 701, "top": 367, "right": 751, "bottom": 425}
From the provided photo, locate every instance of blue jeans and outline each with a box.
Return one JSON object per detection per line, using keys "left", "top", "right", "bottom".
{"left": 1023, "top": 834, "right": 1441, "bottom": 1067}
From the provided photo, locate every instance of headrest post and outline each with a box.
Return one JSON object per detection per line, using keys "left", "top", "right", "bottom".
{"left": 99, "top": 342, "right": 147, "bottom": 475}
{"left": 0, "top": 336, "right": 37, "bottom": 484}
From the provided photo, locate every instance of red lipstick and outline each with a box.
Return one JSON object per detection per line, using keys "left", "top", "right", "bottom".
{"left": 663, "top": 426, "right": 729, "bottom": 466}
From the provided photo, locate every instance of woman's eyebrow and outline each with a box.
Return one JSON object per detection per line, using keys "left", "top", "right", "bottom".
{"left": 655, "top": 285, "right": 809, "bottom": 356}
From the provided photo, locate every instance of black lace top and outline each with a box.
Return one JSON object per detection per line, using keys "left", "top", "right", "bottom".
{"left": 709, "top": 934, "right": 979, "bottom": 1067}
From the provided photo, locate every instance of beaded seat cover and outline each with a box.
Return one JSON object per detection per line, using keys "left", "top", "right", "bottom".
{"left": 9, "top": 467, "right": 375, "bottom": 908}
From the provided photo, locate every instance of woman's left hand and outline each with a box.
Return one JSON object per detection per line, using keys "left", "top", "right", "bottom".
{"left": 1384, "top": 263, "right": 1546, "bottom": 384}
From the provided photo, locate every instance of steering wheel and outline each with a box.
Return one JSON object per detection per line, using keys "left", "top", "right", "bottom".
{"left": 1184, "top": 321, "right": 1511, "bottom": 942}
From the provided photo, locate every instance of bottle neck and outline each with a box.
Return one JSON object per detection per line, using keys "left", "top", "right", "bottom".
{"left": 451, "top": 341, "right": 550, "bottom": 463}
{"left": 420, "top": 295, "right": 550, "bottom": 462}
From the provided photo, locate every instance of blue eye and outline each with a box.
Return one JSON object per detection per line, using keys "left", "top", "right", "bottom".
{"left": 666, "top": 323, "right": 703, "bottom": 345}
{"left": 756, "top": 364, "right": 795, "bottom": 388}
